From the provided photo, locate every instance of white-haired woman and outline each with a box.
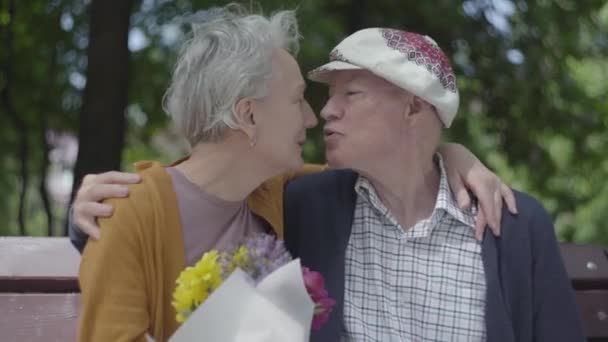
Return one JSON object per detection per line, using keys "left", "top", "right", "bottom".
{"left": 76, "top": 5, "right": 515, "bottom": 342}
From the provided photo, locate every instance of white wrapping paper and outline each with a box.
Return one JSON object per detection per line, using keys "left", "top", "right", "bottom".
{"left": 169, "top": 258, "right": 315, "bottom": 342}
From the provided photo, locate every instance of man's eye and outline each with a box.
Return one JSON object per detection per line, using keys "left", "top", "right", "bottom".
{"left": 346, "top": 91, "right": 360, "bottom": 96}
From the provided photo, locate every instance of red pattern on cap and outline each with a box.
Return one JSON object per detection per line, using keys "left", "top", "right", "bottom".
{"left": 381, "top": 29, "right": 457, "bottom": 93}
{"left": 329, "top": 49, "right": 345, "bottom": 62}
{"left": 308, "top": 49, "right": 355, "bottom": 75}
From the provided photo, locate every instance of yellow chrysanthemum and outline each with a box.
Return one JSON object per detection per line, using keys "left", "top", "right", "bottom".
{"left": 222, "top": 246, "right": 250, "bottom": 275}
{"left": 172, "top": 250, "right": 223, "bottom": 322}
{"left": 176, "top": 312, "right": 188, "bottom": 324}
{"left": 232, "top": 246, "right": 250, "bottom": 269}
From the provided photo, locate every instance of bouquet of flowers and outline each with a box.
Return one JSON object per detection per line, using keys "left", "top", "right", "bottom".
{"left": 169, "top": 233, "right": 335, "bottom": 342}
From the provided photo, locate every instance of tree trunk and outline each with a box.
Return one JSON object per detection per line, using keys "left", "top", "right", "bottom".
{"left": 69, "top": 0, "right": 136, "bottom": 215}
{"left": 1, "top": 0, "right": 29, "bottom": 236}
{"left": 39, "top": 114, "right": 53, "bottom": 236}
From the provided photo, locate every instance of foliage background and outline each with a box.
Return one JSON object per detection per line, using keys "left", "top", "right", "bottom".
{"left": 0, "top": 0, "right": 606, "bottom": 246}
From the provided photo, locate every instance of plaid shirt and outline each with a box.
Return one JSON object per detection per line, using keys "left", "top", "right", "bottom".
{"left": 342, "top": 155, "right": 487, "bottom": 342}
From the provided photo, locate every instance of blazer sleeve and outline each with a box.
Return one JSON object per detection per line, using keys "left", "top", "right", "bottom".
{"left": 68, "top": 206, "right": 88, "bottom": 253}
{"left": 530, "top": 204, "right": 585, "bottom": 342}
{"left": 78, "top": 195, "right": 150, "bottom": 342}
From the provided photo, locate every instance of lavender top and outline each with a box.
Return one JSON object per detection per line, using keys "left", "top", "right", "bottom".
{"left": 166, "top": 167, "right": 266, "bottom": 266}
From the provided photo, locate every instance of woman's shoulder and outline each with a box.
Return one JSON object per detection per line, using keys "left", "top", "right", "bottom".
{"left": 131, "top": 160, "right": 174, "bottom": 200}
{"left": 99, "top": 160, "right": 177, "bottom": 234}
{"left": 83, "top": 160, "right": 183, "bottom": 267}
{"left": 109, "top": 160, "right": 173, "bottom": 202}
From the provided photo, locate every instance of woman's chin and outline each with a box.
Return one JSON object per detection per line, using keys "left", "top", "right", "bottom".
{"left": 289, "top": 156, "right": 305, "bottom": 170}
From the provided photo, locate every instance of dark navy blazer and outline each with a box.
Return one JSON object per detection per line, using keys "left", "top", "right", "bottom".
{"left": 284, "top": 169, "right": 584, "bottom": 342}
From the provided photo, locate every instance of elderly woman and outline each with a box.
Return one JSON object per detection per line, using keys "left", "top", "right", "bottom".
{"left": 75, "top": 5, "right": 516, "bottom": 342}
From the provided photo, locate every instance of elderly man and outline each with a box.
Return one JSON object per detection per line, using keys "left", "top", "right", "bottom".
{"left": 284, "top": 28, "right": 583, "bottom": 341}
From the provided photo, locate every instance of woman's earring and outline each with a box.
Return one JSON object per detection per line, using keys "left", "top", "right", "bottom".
{"left": 249, "top": 112, "right": 257, "bottom": 147}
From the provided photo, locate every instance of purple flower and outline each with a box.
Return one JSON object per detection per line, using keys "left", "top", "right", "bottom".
{"left": 235, "top": 233, "right": 336, "bottom": 330}
{"left": 242, "top": 233, "right": 292, "bottom": 283}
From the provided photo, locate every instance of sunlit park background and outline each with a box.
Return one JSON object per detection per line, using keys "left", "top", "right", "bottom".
{"left": 0, "top": 0, "right": 607, "bottom": 246}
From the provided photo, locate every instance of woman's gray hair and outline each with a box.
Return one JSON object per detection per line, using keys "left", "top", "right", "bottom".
{"left": 163, "top": 3, "right": 301, "bottom": 146}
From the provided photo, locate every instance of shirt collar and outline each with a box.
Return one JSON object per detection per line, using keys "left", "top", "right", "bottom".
{"left": 355, "top": 153, "right": 477, "bottom": 232}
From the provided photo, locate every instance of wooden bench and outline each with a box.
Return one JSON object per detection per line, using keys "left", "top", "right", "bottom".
{"left": 0, "top": 237, "right": 606, "bottom": 341}
{"left": 0, "top": 237, "right": 80, "bottom": 342}
{"left": 560, "top": 243, "right": 608, "bottom": 341}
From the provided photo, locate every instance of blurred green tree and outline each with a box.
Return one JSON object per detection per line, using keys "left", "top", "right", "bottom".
{"left": 0, "top": 0, "right": 606, "bottom": 245}
{"left": 71, "top": 0, "right": 136, "bottom": 204}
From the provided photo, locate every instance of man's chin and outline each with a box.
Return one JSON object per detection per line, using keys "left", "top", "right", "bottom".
{"left": 325, "top": 154, "right": 349, "bottom": 170}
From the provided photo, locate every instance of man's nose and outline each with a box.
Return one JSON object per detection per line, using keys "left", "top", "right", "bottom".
{"left": 320, "top": 97, "right": 343, "bottom": 121}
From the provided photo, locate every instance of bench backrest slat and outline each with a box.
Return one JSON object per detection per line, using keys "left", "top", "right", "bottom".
{"left": 0, "top": 293, "right": 79, "bottom": 341}
{"left": 0, "top": 237, "right": 79, "bottom": 292}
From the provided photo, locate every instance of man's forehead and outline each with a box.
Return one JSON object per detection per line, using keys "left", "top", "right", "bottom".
{"left": 328, "top": 70, "right": 397, "bottom": 90}
{"left": 326, "top": 70, "right": 364, "bottom": 88}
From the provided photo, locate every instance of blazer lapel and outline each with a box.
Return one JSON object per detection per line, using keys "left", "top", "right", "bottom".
{"left": 481, "top": 230, "right": 515, "bottom": 342}
{"left": 311, "top": 170, "right": 358, "bottom": 342}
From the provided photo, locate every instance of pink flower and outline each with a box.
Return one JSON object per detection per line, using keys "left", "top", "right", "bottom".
{"left": 302, "top": 267, "right": 336, "bottom": 330}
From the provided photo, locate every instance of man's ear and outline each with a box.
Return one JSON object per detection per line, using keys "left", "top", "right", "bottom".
{"left": 401, "top": 95, "right": 431, "bottom": 129}
{"left": 405, "top": 95, "right": 434, "bottom": 121}
{"left": 410, "top": 96, "right": 426, "bottom": 116}
{"left": 233, "top": 97, "right": 256, "bottom": 139}
{"left": 399, "top": 93, "right": 416, "bottom": 120}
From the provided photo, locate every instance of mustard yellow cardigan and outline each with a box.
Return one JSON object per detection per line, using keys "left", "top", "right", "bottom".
{"left": 78, "top": 161, "right": 325, "bottom": 342}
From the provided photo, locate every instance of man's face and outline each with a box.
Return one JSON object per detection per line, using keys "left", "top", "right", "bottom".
{"left": 320, "top": 70, "right": 412, "bottom": 171}
{"left": 252, "top": 49, "right": 318, "bottom": 171}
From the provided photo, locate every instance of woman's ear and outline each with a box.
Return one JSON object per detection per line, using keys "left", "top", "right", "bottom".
{"left": 233, "top": 97, "right": 257, "bottom": 141}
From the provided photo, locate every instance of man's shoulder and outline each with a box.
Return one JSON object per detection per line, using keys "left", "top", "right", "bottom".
{"left": 507, "top": 189, "right": 551, "bottom": 224}
{"left": 285, "top": 168, "right": 358, "bottom": 194}
{"left": 500, "top": 189, "right": 557, "bottom": 246}
{"left": 283, "top": 169, "right": 359, "bottom": 218}
{"left": 510, "top": 189, "right": 547, "bottom": 217}
{"left": 283, "top": 169, "right": 359, "bottom": 254}
{"left": 490, "top": 190, "right": 562, "bottom": 282}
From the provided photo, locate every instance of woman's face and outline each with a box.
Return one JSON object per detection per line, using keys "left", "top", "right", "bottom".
{"left": 250, "top": 49, "right": 318, "bottom": 172}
